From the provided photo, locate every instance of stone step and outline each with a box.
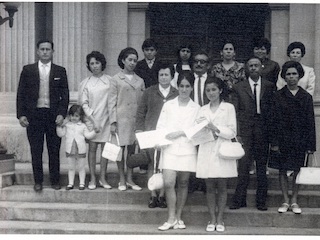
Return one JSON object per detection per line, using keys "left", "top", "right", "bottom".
{"left": 1, "top": 185, "right": 320, "bottom": 208}
{"left": 1, "top": 220, "right": 320, "bottom": 235}
{"left": 13, "top": 168, "right": 320, "bottom": 191}
{"left": 0, "top": 201, "right": 320, "bottom": 228}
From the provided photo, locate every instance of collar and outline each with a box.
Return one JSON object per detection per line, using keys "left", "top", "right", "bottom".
{"left": 38, "top": 61, "right": 52, "bottom": 69}
{"left": 146, "top": 58, "right": 155, "bottom": 64}
{"left": 194, "top": 72, "right": 207, "bottom": 79}
{"left": 159, "top": 84, "right": 170, "bottom": 92}
{"left": 248, "top": 77, "right": 261, "bottom": 86}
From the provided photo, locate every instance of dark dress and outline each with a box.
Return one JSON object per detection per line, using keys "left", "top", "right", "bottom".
{"left": 260, "top": 58, "right": 280, "bottom": 85}
{"left": 269, "top": 87, "right": 316, "bottom": 171}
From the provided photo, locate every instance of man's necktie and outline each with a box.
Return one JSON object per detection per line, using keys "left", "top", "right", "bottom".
{"left": 198, "top": 75, "right": 203, "bottom": 106}
{"left": 254, "top": 83, "right": 258, "bottom": 113}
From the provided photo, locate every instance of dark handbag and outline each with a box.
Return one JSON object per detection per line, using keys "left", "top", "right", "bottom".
{"left": 126, "top": 145, "right": 150, "bottom": 168}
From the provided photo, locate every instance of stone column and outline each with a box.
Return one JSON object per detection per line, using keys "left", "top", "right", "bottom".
{"left": 128, "top": 3, "right": 149, "bottom": 61}
{"left": 52, "top": 2, "right": 106, "bottom": 101}
{"left": 314, "top": 5, "right": 320, "bottom": 102}
{"left": 269, "top": 4, "right": 289, "bottom": 68}
{"left": 104, "top": 2, "right": 129, "bottom": 76}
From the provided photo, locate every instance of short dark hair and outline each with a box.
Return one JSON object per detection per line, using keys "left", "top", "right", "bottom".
{"left": 157, "top": 62, "right": 175, "bottom": 78}
{"left": 142, "top": 38, "right": 158, "bottom": 50}
{"left": 177, "top": 70, "right": 195, "bottom": 87}
{"left": 117, "top": 47, "right": 138, "bottom": 69}
{"left": 287, "top": 41, "right": 306, "bottom": 58}
{"left": 280, "top": 61, "right": 305, "bottom": 79}
{"left": 86, "top": 51, "right": 107, "bottom": 72}
{"left": 176, "top": 43, "right": 193, "bottom": 73}
{"left": 68, "top": 104, "right": 85, "bottom": 122}
{"left": 204, "top": 76, "right": 229, "bottom": 102}
{"left": 253, "top": 37, "right": 271, "bottom": 54}
{"left": 36, "top": 39, "right": 54, "bottom": 50}
{"left": 220, "top": 40, "right": 236, "bottom": 51}
{"left": 245, "top": 56, "right": 262, "bottom": 78}
{"left": 193, "top": 49, "right": 210, "bottom": 60}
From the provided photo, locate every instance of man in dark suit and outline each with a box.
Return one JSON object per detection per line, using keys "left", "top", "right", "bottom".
{"left": 192, "top": 50, "right": 210, "bottom": 106}
{"left": 135, "top": 38, "right": 162, "bottom": 88}
{"left": 229, "top": 56, "right": 275, "bottom": 211}
{"left": 17, "top": 39, "right": 69, "bottom": 192}
{"left": 188, "top": 50, "right": 210, "bottom": 193}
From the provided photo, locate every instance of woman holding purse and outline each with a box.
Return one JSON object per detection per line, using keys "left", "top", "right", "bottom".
{"left": 196, "top": 77, "right": 237, "bottom": 232}
{"left": 156, "top": 71, "right": 200, "bottom": 231}
{"left": 269, "top": 61, "right": 316, "bottom": 214}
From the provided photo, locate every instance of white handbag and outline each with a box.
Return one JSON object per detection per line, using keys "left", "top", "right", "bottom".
{"left": 102, "top": 133, "right": 122, "bottom": 162}
{"left": 219, "top": 138, "right": 245, "bottom": 161}
{"left": 148, "top": 150, "right": 164, "bottom": 191}
{"left": 296, "top": 153, "right": 320, "bottom": 185}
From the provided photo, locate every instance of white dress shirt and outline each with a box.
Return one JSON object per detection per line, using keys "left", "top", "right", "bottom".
{"left": 249, "top": 77, "right": 261, "bottom": 114}
{"left": 194, "top": 72, "right": 207, "bottom": 106}
{"left": 159, "top": 85, "right": 170, "bottom": 98}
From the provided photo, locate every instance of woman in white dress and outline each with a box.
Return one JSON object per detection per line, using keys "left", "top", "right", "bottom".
{"left": 78, "top": 51, "right": 112, "bottom": 190}
{"left": 196, "top": 77, "right": 237, "bottom": 232}
{"left": 156, "top": 71, "right": 200, "bottom": 231}
{"left": 277, "top": 42, "right": 315, "bottom": 96}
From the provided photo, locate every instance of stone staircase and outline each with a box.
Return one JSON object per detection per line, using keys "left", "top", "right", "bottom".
{"left": 0, "top": 162, "right": 320, "bottom": 235}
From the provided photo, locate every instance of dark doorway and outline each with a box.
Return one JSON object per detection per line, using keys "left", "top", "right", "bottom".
{"left": 148, "top": 3, "right": 270, "bottom": 64}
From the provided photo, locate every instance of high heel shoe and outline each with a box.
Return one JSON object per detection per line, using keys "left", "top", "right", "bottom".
{"left": 158, "top": 220, "right": 178, "bottom": 231}
{"left": 118, "top": 183, "right": 127, "bottom": 191}
{"left": 88, "top": 181, "right": 96, "bottom": 190}
{"left": 126, "top": 182, "right": 142, "bottom": 191}
{"left": 99, "top": 180, "right": 112, "bottom": 189}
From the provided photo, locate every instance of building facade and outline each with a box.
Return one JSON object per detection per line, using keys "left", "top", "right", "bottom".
{"left": 0, "top": 2, "right": 319, "bottom": 161}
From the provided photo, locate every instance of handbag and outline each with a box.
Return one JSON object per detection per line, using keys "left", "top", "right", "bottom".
{"left": 126, "top": 145, "right": 150, "bottom": 168}
{"left": 219, "top": 137, "right": 245, "bottom": 161}
{"left": 296, "top": 153, "right": 320, "bottom": 185}
{"left": 148, "top": 150, "right": 164, "bottom": 191}
{"left": 102, "top": 133, "right": 122, "bottom": 162}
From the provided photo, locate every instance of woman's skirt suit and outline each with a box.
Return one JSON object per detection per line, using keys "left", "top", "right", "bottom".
{"left": 196, "top": 102, "right": 238, "bottom": 178}
{"left": 156, "top": 97, "right": 200, "bottom": 172}
{"left": 78, "top": 74, "right": 111, "bottom": 142}
{"left": 109, "top": 71, "right": 145, "bottom": 146}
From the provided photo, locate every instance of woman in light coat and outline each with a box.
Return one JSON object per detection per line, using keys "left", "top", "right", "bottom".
{"left": 109, "top": 47, "right": 145, "bottom": 191}
{"left": 196, "top": 77, "right": 237, "bottom": 232}
{"left": 78, "top": 51, "right": 112, "bottom": 190}
{"left": 156, "top": 71, "right": 200, "bottom": 231}
{"left": 277, "top": 42, "right": 315, "bottom": 96}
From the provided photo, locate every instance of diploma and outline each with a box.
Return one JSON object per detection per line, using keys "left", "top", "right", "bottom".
{"left": 135, "top": 129, "right": 173, "bottom": 149}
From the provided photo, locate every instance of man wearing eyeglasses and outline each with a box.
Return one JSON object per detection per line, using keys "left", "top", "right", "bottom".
{"left": 188, "top": 50, "right": 211, "bottom": 193}
{"left": 192, "top": 50, "right": 210, "bottom": 107}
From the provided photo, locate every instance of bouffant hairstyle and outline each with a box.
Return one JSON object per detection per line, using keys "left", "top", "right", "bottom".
{"left": 253, "top": 37, "right": 271, "bottom": 54}
{"left": 86, "top": 51, "right": 107, "bottom": 72}
{"left": 280, "top": 61, "right": 305, "bottom": 80}
{"left": 177, "top": 70, "right": 195, "bottom": 87}
{"left": 286, "top": 42, "right": 306, "bottom": 58}
{"left": 142, "top": 38, "right": 158, "bottom": 51}
{"left": 117, "top": 47, "right": 138, "bottom": 69}
{"left": 157, "top": 62, "right": 175, "bottom": 78}
{"left": 68, "top": 104, "right": 85, "bottom": 122}
{"left": 204, "top": 76, "right": 229, "bottom": 102}
{"left": 220, "top": 40, "right": 236, "bottom": 51}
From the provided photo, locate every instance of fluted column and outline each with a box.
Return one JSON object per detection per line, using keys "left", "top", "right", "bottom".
{"left": 52, "top": 2, "right": 106, "bottom": 101}
{"left": 0, "top": 2, "right": 35, "bottom": 94}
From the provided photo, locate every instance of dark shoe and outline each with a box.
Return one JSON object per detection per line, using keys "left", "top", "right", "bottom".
{"left": 34, "top": 183, "right": 43, "bottom": 192}
{"left": 79, "top": 184, "right": 85, "bottom": 190}
{"left": 148, "top": 197, "right": 158, "bottom": 208}
{"left": 158, "top": 197, "right": 167, "bottom": 208}
{"left": 257, "top": 205, "right": 268, "bottom": 211}
{"left": 51, "top": 184, "right": 61, "bottom": 190}
{"left": 229, "top": 202, "right": 246, "bottom": 210}
{"left": 66, "top": 184, "right": 74, "bottom": 190}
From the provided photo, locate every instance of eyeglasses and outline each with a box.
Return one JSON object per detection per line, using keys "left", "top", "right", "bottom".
{"left": 194, "top": 59, "right": 208, "bottom": 64}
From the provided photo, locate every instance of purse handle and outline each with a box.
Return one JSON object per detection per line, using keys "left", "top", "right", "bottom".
{"left": 109, "top": 133, "right": 120, "bottom": 146}
{"left": 304, "top": 153, "right": 318, "bottom": 167}
{"left": 153, "top": 150, "right": 160, "bottom": 174}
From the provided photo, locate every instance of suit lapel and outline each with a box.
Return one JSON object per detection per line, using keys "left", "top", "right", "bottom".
{"left": 119, "top": 71, "right": 140, "bottom": 89}
{"left": 243, "top": 80, "right": 254, "bottom": 99}
{"left": 260, "top": 79, "right": 266, "bottom": 99}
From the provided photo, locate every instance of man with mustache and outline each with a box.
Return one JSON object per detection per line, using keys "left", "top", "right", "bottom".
{"left": 229, "top": 56, "right": 275, "bottom": 211}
